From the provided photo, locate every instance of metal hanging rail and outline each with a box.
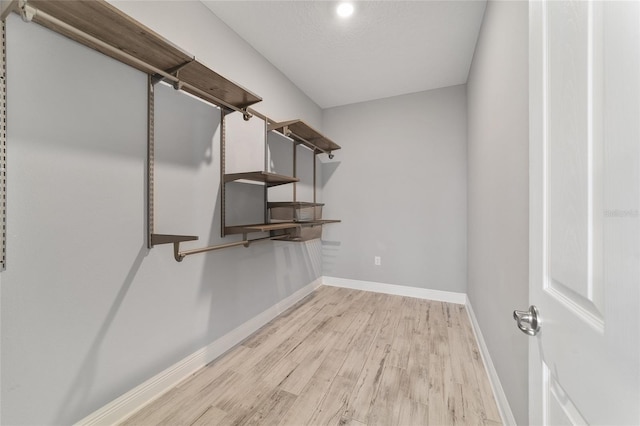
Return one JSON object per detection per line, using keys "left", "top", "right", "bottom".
{"left": 287, "top": 130, "right": 335, "bottom": 159}
{"left": 174, "top": 235, "right": 283, "bottom": 262}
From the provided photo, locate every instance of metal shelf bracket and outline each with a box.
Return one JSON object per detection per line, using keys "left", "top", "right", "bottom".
{"left": 17, "top": 0, "right": 35, "bottom": 22}
{"left": 150, "top": 59, "right": 195, "bottom": 86}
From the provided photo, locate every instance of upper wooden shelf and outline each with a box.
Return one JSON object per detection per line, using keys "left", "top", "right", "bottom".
{"left": 224, "top": 171, "right": 299, "bottom": 187}
{"left": 23, "top": 0, "right": 262, "bottom": 110}
{"left": 269, "top": 120, "right": 341, "bottom": 154}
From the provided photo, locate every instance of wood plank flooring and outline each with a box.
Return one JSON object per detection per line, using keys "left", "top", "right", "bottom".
{"left": 121, "top": 286, "right": 502, "bottom": 426}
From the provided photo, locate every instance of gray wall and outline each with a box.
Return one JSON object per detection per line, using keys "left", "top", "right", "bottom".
{"left": 321, "top": 86, "right": 467, "bottom": 294}
{"left": 0, "top": 2, "right": 323, "bottom": 424}
{"left": 466, "top": 1, "right": 529, "bottom": 424}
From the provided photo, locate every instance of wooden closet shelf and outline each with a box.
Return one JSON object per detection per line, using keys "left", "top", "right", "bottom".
{"left": 24, "top": 0, "right": 262, "bottom": 110}
{"left": 306, "top": 219, "right": 341, "bottom": 225}
{"left": 276, "top": 220, "right": 341, "bottom": 226}
{"left": 150, "top": 234, "right": 198, "bottom": 246}
{"left": 267, "top": 201, "right": 325, "bottom": 208}
{"left": 225, "top": 223, "right": 299, "bottom": 235}
{"left": 269, "top": 120, "right": 341, "bottom": 153}
{"left": 224, "top": 171, "right": 299, "bottom": 187}
{"left": 286, "top": 219, "right": 341, "bottom": 226}
{"left": 225, "top": 220, "right": 340, "bottom": 236}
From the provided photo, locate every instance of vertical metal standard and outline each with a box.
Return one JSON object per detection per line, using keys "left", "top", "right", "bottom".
{"left": 313, "top": 152, "right": 317, "bottom": 205}
{"left": 293, "top": 142, "right": 297, "bottom": 202}
{"left": 146, "top": 75, "right": 155, "bottom": 249}
{"left": 0, "top": 21, "right": 7, "bottom": 269}
{"left": 263, "top": 117, "right": 268, "bottom": 224}
{"left": 220, "top": 108, "right": 227, "bottom": 237}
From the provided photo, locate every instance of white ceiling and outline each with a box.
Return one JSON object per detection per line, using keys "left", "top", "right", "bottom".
{"left": 202, "top": 0, "right": 487, "bottom": 108}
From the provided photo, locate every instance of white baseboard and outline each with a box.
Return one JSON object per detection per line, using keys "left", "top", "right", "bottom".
{"left": 321, "top": 276, "right": 467, "bottom": 305}
{"left": 76, "top": 277, "right": 514, "bottom": 426}
{"left": 465, "top": 301, "right": 517, "bottom": 426}
{"left": 75, "top": 277, "right": 323, "bottom": 426}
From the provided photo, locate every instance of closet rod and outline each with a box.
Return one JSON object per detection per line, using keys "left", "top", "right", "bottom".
{"left": 174, "top": 235, "right": 280, "bottom": 262}
{"left": 287, "top": 131, "right": 334, "bottom": 159}
{"left": 19, "top": 4, "right": 253, "bottom": 118}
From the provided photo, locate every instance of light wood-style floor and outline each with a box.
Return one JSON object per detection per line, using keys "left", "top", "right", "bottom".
{"left": 122, "top": 286, "right": 502, "bottom": 426}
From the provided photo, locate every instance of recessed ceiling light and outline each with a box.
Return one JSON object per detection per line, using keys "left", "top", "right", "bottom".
{"left": 336, "top": 2, "right": 354, "bottom": 18}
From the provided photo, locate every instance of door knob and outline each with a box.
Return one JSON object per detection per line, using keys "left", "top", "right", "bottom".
{"left": 513, "top": 305, "right": 541, "bottom": 336}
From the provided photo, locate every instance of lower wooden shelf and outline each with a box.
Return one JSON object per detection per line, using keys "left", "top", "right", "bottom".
{"left": 225, "top": 220, "right": 341, "bottom": 237}
{"left": 151, "top": 234, "right": 198, "bottom": 246}
{"left": 224, "top": 171, "right": 298, "bottom": 187}
{"left": 224, "top": 222, "right": 299, "bottom": 235}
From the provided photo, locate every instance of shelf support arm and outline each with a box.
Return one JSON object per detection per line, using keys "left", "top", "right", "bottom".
{"left": 17, "top": 0, "right": 35, "bottom": 22}
{"left": 151, "top": 59, "right": 196, "bottom": 86}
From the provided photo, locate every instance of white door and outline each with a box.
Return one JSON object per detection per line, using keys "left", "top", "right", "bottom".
{"left": 528, "top": 1, "right": 640, "bottom": 424}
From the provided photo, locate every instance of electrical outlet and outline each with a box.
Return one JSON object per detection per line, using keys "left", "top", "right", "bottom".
{"left": 374, "top": 256, "right": 381, "bottom": 266}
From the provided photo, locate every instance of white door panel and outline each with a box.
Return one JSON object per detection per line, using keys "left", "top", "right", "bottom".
{"left": 529, "top": 1, "right": 639, "bottom": 425}
{"left": 545, "top": 0, "right": 604, "bottom": 322}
